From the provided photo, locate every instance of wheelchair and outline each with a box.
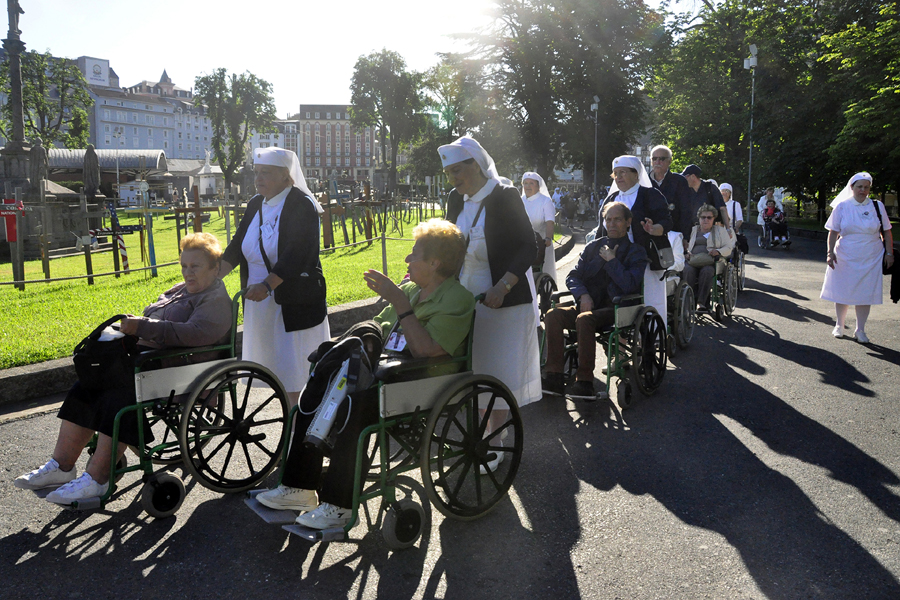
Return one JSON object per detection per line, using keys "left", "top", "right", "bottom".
{"left": 74, "top": 290, "right": 290, "bottom": 519}
{"left": 666, "top": 270, "right": 695, "bottom": 353}
{"left": 550, "top": 289, "right": 667, "bottom": 408}
{"left": 247, "top": 297, "right": 524, "bottom": 550}
{"left": 758, "top": 218, "right": 791, "bottom": 250}
{"left": 706, "top": 256, "right": 738, "bottom": 322}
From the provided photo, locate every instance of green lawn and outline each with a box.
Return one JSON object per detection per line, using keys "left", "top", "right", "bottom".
{"left": 0, "top": 211, "right": 416, "bottom": 369}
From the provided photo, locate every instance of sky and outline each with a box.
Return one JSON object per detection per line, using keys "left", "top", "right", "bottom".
{"left": 22, "top": 0, "right": 496, "bottom": 118}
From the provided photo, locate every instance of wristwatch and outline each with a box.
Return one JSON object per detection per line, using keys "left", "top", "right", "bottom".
{"left": 500, "top": 278, "right": 513, "bottom": 292}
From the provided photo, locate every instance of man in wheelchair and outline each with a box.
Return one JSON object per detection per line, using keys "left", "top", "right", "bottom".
{"left": 761, "top": 198, "right": 791, "bottom": 247}
{"left": 256, "top": 219, "right": 476, "bottom": 529}
{"left": 541, "top": 202, "right": 649, "bottom": 400}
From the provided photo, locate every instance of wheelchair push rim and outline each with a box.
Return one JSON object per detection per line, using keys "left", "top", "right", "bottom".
{"left": 673, "top": 281, "right": 695, "bottom": 349}
{"left": 178, "top": 361, "right": 289, "bottom": 494}
{"left": 420, "top": 375, "right": 523, "bottom": 521}
{"left": 631, "top": 307, "right": 667, "bottom": 396}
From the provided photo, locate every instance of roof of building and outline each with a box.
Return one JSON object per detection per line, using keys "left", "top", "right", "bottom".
{"left": 46, "top": 180, "right": 78, "bottom": 195}
{"left": 49, "top": 149, "right": 168, "bottom": 172}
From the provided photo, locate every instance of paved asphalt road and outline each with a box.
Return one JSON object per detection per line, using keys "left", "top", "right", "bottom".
{"left": 1, "top": 230, "right": 898, "bottom": 600}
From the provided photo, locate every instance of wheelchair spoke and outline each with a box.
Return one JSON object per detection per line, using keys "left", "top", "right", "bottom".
{"left": 244, "top": 391, "right": 279, "bottom": 422}
{"left": 241, "top": 440, "right": 255, "bottom": 475}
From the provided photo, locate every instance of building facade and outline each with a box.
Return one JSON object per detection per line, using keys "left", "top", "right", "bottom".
{"left": 77, "top": 57, "right": 213, "bottom": 161}
{"left": 294, "top": 104, "right": 378, "bottom": 183}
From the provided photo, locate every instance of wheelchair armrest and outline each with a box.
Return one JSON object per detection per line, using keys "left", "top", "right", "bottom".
{"left": 611, "top": 293, "right": 643, "bottom": 306}
{"left": 374, "top": 355, "right": 465, "bottom": 383}
{"left": 134, "top": 344, "right": 231, "bottom": 370}
{"left": 551, "top": 290, "right": 573, "bottom": 302}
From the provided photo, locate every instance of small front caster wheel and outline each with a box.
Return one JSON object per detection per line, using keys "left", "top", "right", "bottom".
{"left": 140, "top": 473, "right": 185, "bottom": 519}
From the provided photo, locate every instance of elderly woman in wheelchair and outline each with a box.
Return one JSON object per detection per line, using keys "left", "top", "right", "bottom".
{"left": 540, "top": 202, "right": 649, "bottom": 400}
{"left": 14, "top": 233, "right": 232, "bottom": 505}
{"left": 684, "top": 204, "right": 736, "bottom": 313}
{"left": 255, "top": 219, "right": 476, "bottom": 530}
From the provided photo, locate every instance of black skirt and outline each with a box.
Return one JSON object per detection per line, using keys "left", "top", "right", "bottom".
{"left": 57, "top": 381, "right": 153, "bottom": 448}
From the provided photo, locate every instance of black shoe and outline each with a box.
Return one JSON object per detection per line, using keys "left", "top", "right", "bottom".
{"left": 541, "top": 373, "right": 565, "bottom": 397}
{"left": 771, "top": 239, "right": 780, "bottom": 247}
{"left": 567, "top": 380, "right": 596, "bottom": 401}
{"left": 783, "top": 239, "right": 792, "bottom": 246}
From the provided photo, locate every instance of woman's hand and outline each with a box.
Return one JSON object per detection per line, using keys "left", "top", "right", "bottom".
{"left": 885, "top": 253, "right": 894, "bottom": 270}
{"left": 826, "top": 251, "right": 837, "bottom": 269}
{"left": 363, "top": 269, "right": 405, "bottom": 307}
{"left": 641, "top": 218, "right": 663, "bottom": 236}
{"left": 709, "top": 249, "right": 721, "bottom": 258}
{"left": 483, "top": 283, "right": 508, "bottom": 309}
{"left": 119, "top": 315, "right": 140, "bottom": 335}
{"left": 245, "top": 283, "right": 270, "bottom": 302}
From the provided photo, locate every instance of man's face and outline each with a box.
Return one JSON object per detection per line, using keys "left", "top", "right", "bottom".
{"left": 604, "top": 205, "right": 631, "bottom": 239}
{"left": 685, "top": 173, "right": 701, "bottom": 190}
{"left": 650, "top": 151, "right": 671, "bottom": 179}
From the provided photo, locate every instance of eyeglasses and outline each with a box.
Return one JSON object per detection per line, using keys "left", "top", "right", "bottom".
{"left": 651, "top": 156, "right": 670, "bottom": 162}
{"left": 699, "top": 216, "right": 715, "bottom": 220}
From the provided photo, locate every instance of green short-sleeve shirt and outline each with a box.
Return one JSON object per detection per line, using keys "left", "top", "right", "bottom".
{"left": 375, "top": 277, "right": 476, "bottom": 359}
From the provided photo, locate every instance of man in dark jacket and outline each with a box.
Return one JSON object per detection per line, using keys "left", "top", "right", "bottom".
{"left": 542, "top": 202, "right": 649, "bottom": 399}
{"left": 682, "top": 164, "right": 731, "bottom": 230}
{"left": 649, "top": 144, "right": 693, "bottom": 238}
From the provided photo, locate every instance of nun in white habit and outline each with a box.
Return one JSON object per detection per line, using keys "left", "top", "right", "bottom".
{"left": 438, "top": 137, "right": 543, "bottom": 414}
{"left": 220, "top": 148, "right": 330, "bottom": 405}
{"left": 521, "top": 171, "right": 558, "bottom": 284}
{"left": 597, "top": 155, "right": 674, "bottom": 328}
{"left": 820, "top": 172, "right": 894, "bottom": 342}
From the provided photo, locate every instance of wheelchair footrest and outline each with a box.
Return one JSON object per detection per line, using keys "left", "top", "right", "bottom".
{"left": 282, "top": 524, "right": 348, "bottom": 543}
{"left": 244, "top": 490, "right": 298, "bottom": 525}
{"left": 67, "top": 496, "right": 102, "bottom": 511}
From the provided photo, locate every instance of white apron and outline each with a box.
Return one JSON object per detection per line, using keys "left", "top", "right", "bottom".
{"left": 241, "top": 201, "right": 331, "bottom": 393}
{"left": 820, "top": 199, "right": 887, "bottom": 305}
{"left": 459, "top": 224, "right": 542, "bottom": 409}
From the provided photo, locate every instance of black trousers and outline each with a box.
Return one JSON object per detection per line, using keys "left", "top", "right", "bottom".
{"left": 281, "top": 387, "right": 379, "bottom": 509}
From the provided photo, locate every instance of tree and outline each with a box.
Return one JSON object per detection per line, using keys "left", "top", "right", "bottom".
{"left": 194, "top": 69, "right": 276, "bottom": 188}
{"left": 350, "top": 49, "right": 425, "bottom": 194}
{"left": 0, "top": 49, "right": 93, "bottom": 148}
{"left": 821, "top": 2, "right": 900, "bottom": 196}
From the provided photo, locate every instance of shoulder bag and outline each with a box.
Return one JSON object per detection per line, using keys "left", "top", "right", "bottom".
{"left": 872, "top": 200, "right": 892, "bottom": 275}
{"left": 257, "top": 206, "right": 328, "bottom": 312}
{"left": 72, "top": 314, "right": 140, "bottom": 391}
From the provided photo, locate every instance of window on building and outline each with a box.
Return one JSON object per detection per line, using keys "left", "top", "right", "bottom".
{"left": 163, "top": 117, "right": 168, "bottom": 126}
{"left": 187, "top": 144, "right": 192, "bottom": 150}
{"left": 104, "top": 136, "right": 111, "bottom": 145}
{"left": 315, "top": 157, "right": 320, "bottom": 166}
{"left": 326, "top": 112, "right": 331, "bottom": 119}
{"left": 345, "top": 113, "right": 350, "bottom": 119}
{"left": 164, "top": 141, "right": 168, "bottom": 148}
{"left": 103, "top": 109, "right": 111, "bottom": 120}
{"left": 164, "top": 130, "right": 168, "bottom": 138}
{"left": 133, "top": 137, "right": 139, "bottom": 147}
{"left": 260, "top": 142, "right": 269, "bottom": 148}
{"left": 178, "top": 143, "right": 183, "bottom": 150}
{"left": 365, "top": 143, "right": 370, "bottom": 152}
{"left": 104, "top": 125, "right": 110, "bottom": 133}
{"left": 305, "top": 112, "right": 310, "bottom": 119}
{"left": 326, "top": 157, "right": 331, "bottom": 166}
{"left": 344, "top": 157, "right": 350, "bottom": 166}
{"left": 132, "top": 114, "right": 138, "bottom": 123}
{"left": 314, "top": 112, "right": 320, "bottom": 119}
{"left": 366, "top": 158, "right": 370, "bottom": 166}
{"left": 148, "top": 128, "right": 153, "bottom": 136}
{"left": 315, "top": 123, "right": 320, "bottom": 132}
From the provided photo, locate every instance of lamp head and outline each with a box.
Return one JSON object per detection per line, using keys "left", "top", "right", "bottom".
{"left": 750, "top": 44, "right": 758, "bottom": 56}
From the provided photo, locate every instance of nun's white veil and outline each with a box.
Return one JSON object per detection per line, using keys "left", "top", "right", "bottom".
{"left": 830, "top": 172, "right": 873, "bottom": 207}
{"left": 253, "top": 147, "right": 323, "bottom": 213}
{"left": 607, "top": 155, "right": 652, "bottom": 197}
{"left": 521, "top": 171, "right": 551, "bottom": 200}
{"left": 438, "top": 136, "right": 500, "bottom": 181}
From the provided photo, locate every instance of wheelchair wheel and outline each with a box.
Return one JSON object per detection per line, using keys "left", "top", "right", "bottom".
{"left": 673, "top": 281, "right": 695, "bottom": 349}
{"left": 420, "top": 375, "right": 522, "bottom": 521}
{"left": 147, "top": 396, "right": 225, "bottom": 465}
{"left": 536, "top": 274, "right": 557, "bottom": 322}
{"left": 383, "top": 499, "right": 426, "bottom": 550}
{"left": 140, "top": 472, "right": 185, "bottom": 519}
{"left": 178, "top": 361, "right": 289, "bottom": 494}
{"left": 724, "top": 263, "right": 738, "bottom": 316}
{"left": 714, "top": 302, "right": 725, "bottom": 322}
{"left": 631, "top": 307, "right": 667, "bottom": 396}
{"left": 617, "top": 381, "right": 632, "bottom": 409}
{"left": 737, "top": 252, "right": 746, "bottom": 291}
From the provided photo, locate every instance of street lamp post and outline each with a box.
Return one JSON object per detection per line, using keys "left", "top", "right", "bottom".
{"left": 112, "top": 126, "right": 123, "bottom": 199}
{"left": 590, "top": 95, "right": 599, "bottom": 199}
{"left": 743, "top": 44, "right": 758, "bottom": 221}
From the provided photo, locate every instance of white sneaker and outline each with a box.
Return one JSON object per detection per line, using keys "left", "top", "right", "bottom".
{"left": 256, "top": 485, "right": 318, "bottom": 511}
{"left": 832, "top": 325, "right": 844, "bottom": 339}
{"left": 14, "top": 459, "right": 76, "bottom": 490}
{"left": 45, "top": 473, "right": 108, "bottom": 505}
{"left": 855, "top": 330, "right": 870, "bottom": 343}
{"left": 480, "top": 439, "right": 505, "bottom": 475}
{"left": 295, "top": 502, "right": 351, "bottom": 529}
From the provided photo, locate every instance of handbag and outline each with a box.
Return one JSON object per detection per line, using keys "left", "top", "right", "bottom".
{"left": 72, "top": 314, "right": 139, "bottom": 391}
{"left": 872, "top": 199, "right": 892, "bottom": 275}
{"left": 688, "top": 253, "right": 716, "bottom": 268}
{"left": 259, "top": 207, "right": 328, "bottom": 329}
{"left": 648, "top": 235, "right": 675, "bottom": 270}
{"left": 532, "top": 230, "right": 547, "bottom": 269}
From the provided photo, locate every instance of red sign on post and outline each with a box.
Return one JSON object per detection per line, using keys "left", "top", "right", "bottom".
{"left": 2, "top": 199, "right": 23, "bottom": 243}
